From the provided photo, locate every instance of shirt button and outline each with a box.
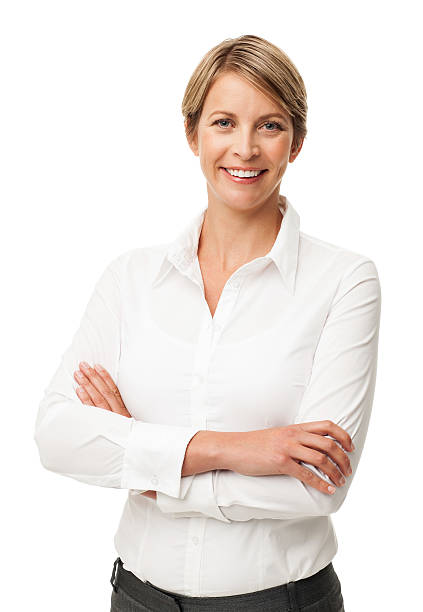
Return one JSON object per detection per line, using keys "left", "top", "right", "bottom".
{"left": 151, "top": 476, "right": 159, "bottom": 485}
{"left": 192, "top": 536, "right": 199, "bottom": 545}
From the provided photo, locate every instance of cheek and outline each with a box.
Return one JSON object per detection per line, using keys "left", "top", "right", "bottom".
{"left": 267, "top": 137, "right": 291, "bottom": 160}
{"left": 200, "top": 132, "right": 227, "bottom": 162}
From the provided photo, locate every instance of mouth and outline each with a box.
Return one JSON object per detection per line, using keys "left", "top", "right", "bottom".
{"left": 220, "top": 167, "right": 268, "bottom": 184}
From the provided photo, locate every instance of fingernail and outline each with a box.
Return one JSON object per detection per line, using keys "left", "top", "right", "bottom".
{"left": 94, "top": 364, "right": 103, "bottom": 372}
{"left": 80, "top": 361, "right": 89, "bottom": 369}
{"left": 328, "top": 486, "right": 336, "bottom": 494}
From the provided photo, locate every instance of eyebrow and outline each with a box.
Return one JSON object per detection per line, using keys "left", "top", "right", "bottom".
{"left": 207, "top": 110, "right": 289, "bottom": 123}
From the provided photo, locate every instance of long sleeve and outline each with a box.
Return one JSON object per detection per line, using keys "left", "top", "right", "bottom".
{"left": 156, "top": 257, "right": 381, "bottom": 521}
{"left": 34, "top": 251, "right": 201, "bottom": 498}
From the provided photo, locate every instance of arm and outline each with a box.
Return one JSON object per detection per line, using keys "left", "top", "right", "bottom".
{"left": 33, "top": 252, "right": 203, "bottom": 500}
{"left": 156, "top": 258, "right": 381, "bottom": 521}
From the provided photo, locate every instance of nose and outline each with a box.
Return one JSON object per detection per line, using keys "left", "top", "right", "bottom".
{"left": 232, "top": 127, "right": 260, "bottom": 160}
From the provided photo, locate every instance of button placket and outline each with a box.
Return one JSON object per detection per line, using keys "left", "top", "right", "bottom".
{"left": 183, "top": 267, "right": 246, "bottom": 595}
{"left": 184, "top": 312, "right": 215, "bottom": 594}
{"left": 208, "top": 273, "right": 244, "bottom": 350}
{"left": 184, "top": 518, "right": 207, "bottom": 595}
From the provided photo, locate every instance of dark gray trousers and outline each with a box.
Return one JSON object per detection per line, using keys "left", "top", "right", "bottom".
{"left": 110, "top": 557, "right": 345, "bottom": 611}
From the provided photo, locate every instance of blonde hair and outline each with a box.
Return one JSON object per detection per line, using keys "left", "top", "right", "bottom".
{"left": 182, "top": 34, "right": 308, "bottom": 153}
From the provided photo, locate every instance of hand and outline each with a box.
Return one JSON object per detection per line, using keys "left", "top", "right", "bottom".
{"left": 73, "top": 361, "right": 132, "bottom": 417}
{"left": 74, "top": 362, "right": 156, "bottom": 500}
{"left": 224, "top": 421, "right": 354, "bottom": 495}
{"left": 141, "top": 490, "right": 157, "bottom": 500}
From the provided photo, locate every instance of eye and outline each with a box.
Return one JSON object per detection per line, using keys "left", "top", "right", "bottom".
{"left": 213, "top": 118, "right": 233, "bottom": 129}
{"left": 212, "top": 118, "right": 285, "bottom": 132}
{"left": 262, "top": 121, "right": 284, "bottom": 131}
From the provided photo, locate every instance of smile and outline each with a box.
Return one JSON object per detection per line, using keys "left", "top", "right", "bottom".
{"left": 220, "top": 167, "right": 268, "bottom": 184}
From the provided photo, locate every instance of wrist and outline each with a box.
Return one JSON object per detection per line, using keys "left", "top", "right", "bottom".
{"left": 181, "top": 430, "right": 234, "bottom": 476}
{"left": 214, "top": 431, "right": 245, "bottom": 471}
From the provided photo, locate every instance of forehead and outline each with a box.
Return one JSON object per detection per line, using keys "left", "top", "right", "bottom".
{"left": 202, "top": 72, "right": 288, "bottom": 119}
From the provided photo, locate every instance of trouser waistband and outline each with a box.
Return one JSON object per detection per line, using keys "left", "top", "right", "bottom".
{"left": 111, "top": 557, "right": 337, "bottom": 612}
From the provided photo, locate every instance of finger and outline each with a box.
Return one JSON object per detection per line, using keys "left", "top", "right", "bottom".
{"left": 290, "top": 443, "right": 346, "bottom": 488}
{"left": 79, "top": 361, "right": 113, "bottom": 399}
{"left": 288, "top": 458, "right": 337, "bottom": 495}
{"left": 75, "top": 385, "right": 100, "bottom": 407}
{"left": 78, "top": 361, "right": 121, "bottom": 412}
{"left": 300, "top": 420, "right": 354, "bottom": 452}
{"left": 74, "top": 368, "right": 111, "bottom": 411}
{"left": 296, "top": 430, "right": 352, "bottom": 478}
{"left": 92, "top": 364, "right": 125, "bottom": 409}
{"left": 92, "top": 363, "right": 132, "bottom": 418}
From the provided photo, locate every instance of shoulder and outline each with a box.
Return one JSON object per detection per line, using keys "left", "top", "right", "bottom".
{"left": 298, "top": 232, "right": 381, "bottom": 316}
{"left": 299, "top": 230, "right": 380, "bottom": 281}
{"left": 104, "top": 242, "right": 170, "bottom": 283}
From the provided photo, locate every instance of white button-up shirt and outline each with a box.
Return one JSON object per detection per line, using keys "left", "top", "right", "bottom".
{"left": 34, "top": 194, "right": 381, "bottom": 596}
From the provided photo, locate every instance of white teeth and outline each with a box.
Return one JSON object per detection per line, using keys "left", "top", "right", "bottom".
{"left": 225, "top": 168, "right": 262, "bottom": 178}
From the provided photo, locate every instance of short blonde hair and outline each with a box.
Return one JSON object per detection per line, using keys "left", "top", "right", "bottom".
{"left": 182, "top": 34, "right": 308, "bottom": 153}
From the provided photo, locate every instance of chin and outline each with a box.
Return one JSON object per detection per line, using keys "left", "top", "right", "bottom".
{"left": 220, "top": 193, "right": 271, "bottom": 211}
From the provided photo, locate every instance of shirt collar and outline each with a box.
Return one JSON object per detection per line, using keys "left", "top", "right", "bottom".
{"left": 152, "top": 193, "right": 300, "bottom": 295}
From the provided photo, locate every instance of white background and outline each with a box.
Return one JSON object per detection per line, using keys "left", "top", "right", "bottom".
{"left": 2, "top": 1, "right": 422, "bottom": 610}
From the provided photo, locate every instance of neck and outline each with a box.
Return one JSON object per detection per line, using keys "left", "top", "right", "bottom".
{"left": 197, "top": 195, "right": 283, "bottom": 273}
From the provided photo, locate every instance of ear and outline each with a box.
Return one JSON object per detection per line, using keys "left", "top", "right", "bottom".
{"left": 289, "top": 137, "right": 304, "bottom": 163}
{"left": 185, "top": 119, "right": 199, "bottom": 157}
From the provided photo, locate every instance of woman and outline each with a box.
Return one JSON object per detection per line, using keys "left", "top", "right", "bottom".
{"left": 34, "top": 34, "right": 381, "bottom": 611}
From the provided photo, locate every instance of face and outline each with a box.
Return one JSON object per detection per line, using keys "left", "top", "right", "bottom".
{"left": 186, "top": 71, "right": 303, "bottom": 214}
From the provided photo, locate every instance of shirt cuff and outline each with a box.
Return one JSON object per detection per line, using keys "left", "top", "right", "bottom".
{"left": 120, "top": 420, "right": 201, "bottom": 498}
{"left": 156, "top": 471, "right": 232, "bottom": 523}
